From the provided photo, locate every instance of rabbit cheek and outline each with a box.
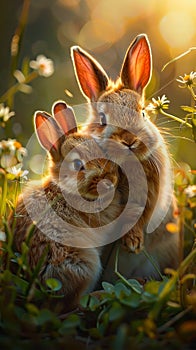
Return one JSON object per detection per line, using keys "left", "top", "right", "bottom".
{"left": 77, "top": 174, "right": 106, "bottom": 200}
{"left": 131, "top": 141, "right": 150, "bottom": 161}
{"left": 75, "top": 171, "right": 88, "bottom": 198}
{"left": 49, "top": 159, "right": 61, "bottom": 179}
{"left": 83, "top": 177, "right": 100, "bottom": 200}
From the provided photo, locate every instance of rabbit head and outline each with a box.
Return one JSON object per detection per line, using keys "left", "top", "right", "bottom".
{"left": 71, "top": 34, "right": 166, "bottom": 164}
{"left": 34, "top": 101, "right": 119, "bottom": 202}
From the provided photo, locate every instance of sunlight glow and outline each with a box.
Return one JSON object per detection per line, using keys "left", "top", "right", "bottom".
{"left": 78, "top": 19, "right": 119, "bottom": 49}
{"left": 29, "top": 154, "right": 46, "bottom": 175}
{"left": 159, "top": 11, "right": 195, "bottom": 48}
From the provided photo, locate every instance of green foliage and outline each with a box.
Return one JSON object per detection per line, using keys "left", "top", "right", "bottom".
{"left": 0, "top": 2, "right": 196, "bottom": 349}
{"left": 1, "top": 235, "right": 195, "bottom": 349}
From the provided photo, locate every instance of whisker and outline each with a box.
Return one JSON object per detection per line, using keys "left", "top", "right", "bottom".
{"left": 171, "top": 158, "right": 181, "bottom": 168}
{"left": 165, "top": 135, "right": 193, "bottom": 142}
{"left": 148, "top": 157, "right": 160, "bottom": 176}
{"left": 100, "top": 158, "right": 109, "bottom": 176}
{"left": 147, "top": 78, "right": 177, "bottom": 100}
{"left": 156, "top": 121, "right": 178, "bottom": 127}
{"left": 96, "top": 198, "right": 101, "bottom": 228}
{"left": 155, "top": 118, "right": 189, "bottom": 126}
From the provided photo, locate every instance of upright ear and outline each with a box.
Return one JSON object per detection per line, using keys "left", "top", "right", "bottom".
{"left": 52, "top": 101, "right": 77, "bottom": 134}
{"left": 120, "top": 34, "right": 152, "bottom": 94}
{"left": 34, "top": 111, "right": 64, "bottom": 160}
{"left": 71, "top": 46, "right": 109, "bottom": 101}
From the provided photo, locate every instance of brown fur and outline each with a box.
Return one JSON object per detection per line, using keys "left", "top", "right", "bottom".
{"left": 71, "top": 34, "right": 179, "bottom": 280}
{"left": 9, "top": 103, "right": 123, "bottom": 310}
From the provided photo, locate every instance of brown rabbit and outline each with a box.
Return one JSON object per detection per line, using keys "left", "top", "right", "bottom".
{"left": 10, "top": 101, "right": 122, "bottom": 310}
{"left": 71, "top": 34, "right": 179, "bottom": 280}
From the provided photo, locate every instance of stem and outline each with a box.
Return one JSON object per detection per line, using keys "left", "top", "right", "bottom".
{"left": 114, "top": 245, "right": 143, "bottom": 290}
{"left": 188, "top": 86, "right": 196, "bottom": 101}
{"left": 10, "top": 179, "right": 20, "bottom": 233}
{"left": 184, "top": 221, "right": 196, "bottom": 236}
{"left": 0, "top": 175, "right": 8, "bottom": 221}
{"left": 149, "top": 247, "right": 196, "bottom": 321}
{"left": 161, "top": 47, "right": 196, "bottom": 72}
{"left": 160, "top": 109, "right": 192, "bottom": 128}
{"left": 3, "top": 220, "right": 14, "bottom": 270}
{"left": 143, "top": 248, "right": 164, "bottom": 280}
{"left": 114, "top": 245, "right": 132, "bottom": 288}
{"left": 13, "top": 180, "right": 20, "bottom": 214}
{"left": 0, "top": 71, "right": 38, "bottom": 103}
{"left": 157, "top": 306, "right": 192, "bottom": 333}
{"left": 178, "top": 206, "right": 184, "bottom": 266}
{"left": 10, "top": 0, "right": 31, "bottom": 79}
{"left": 179, "top": 244, "right": 196, "bottom": 276}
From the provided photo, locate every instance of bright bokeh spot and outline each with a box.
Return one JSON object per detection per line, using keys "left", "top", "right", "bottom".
{"left": 29, "top": 154, "right": 46, "bottom": 175}
{"left": 166, "top": 222, "right": 179, "bottom": 234}
{"left": 57, "top": 22, "right": 80, "bottom": 46}
{"left": 159, "top": 11, "right": 195, "bottom": 48}
{"left": 91, "top": 0, "right": 156, "bottom": 22}
{"left": 57, "top": 0, "right": 80, "bottom": 8}
{"left": 78, "top": 19, "right": 119, "bottom": 50}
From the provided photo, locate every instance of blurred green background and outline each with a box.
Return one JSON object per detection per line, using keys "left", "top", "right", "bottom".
{"left": 0, "top": 0, "right": 196, "bottom": 174}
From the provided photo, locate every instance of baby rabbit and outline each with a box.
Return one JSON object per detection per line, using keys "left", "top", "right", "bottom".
{"left": 71, "top": 34, "right": 179, "bottom": 280}
{"left": 10, "top": 101, "right": 121, "bottom": 310}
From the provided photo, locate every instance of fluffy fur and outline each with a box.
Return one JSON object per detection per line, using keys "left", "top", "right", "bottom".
{"left": 10, "top": 102, "right": 122, "bottom": 310}
{"left": 71, "top": 34, "right": 179, "bottom": 280}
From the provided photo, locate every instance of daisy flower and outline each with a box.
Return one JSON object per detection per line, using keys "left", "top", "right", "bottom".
{"left": 0, "top": 139, "right": 27, "bottom": 170}
{"left": 8, "top": 164, "right": 29, "bottom": 180}
{"left": 0, "top": 103, "right": 15, "bottom": 127}
{"left": 177, "top": 71, "right": 196, "bottom": 88}
{"left": 30, "top": 55, "right": 54, "bottom": 77}
{"left": 184, "top": 185, "right": 196, "bottom": 198}
{"left": 146, "top": 95, "right": 170, "bottom": 114}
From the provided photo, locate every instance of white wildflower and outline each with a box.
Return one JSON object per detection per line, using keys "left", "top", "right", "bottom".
{"left": 16, "top": 147, "right": 28, "bottom": 162}
{"left": 184, "top": 185, "right": 196, "bottom": 198}
{"left": 13, "top": 70, "right": 32, "bottom": 94}
{"left": 30, "top": 55, "right": 54, "bottom": 77}
{"left": 0, "top": 139, "right": 21, "bottom": 153}
{"left": 14, "top": 70, "right": 26, "bottom": 83}
{"left": 8, "top": 165, "right": 29, "bottom": 180}
{"left": 0, "top": 230, "right": 6, "bottom": 242}
{"left": 0, "top": 103, "right": 15, "bottom": 126}
{"left": 177, "top": 71, "right": 196, "bottom": 88}
{"left": 0, "top": 154, "right": 17, "bottom": 169}
{"left": 0, "top": 139, "right": 27, "bottom": 171}
{"left": 146, "top": 95, "right": 170, "bottom": 114}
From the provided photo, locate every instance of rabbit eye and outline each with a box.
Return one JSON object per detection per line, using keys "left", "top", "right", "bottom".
{"left": 99, "top": 112, "right": 107, "bottom": 126}
{"left": 121, "top": 141, "right": 129, "bottom": 148}
{"left": 73, "top": 159, "right": 84, "bottom": 171}
{"left": 142, "top": 109, "right": 146, "bottom": 119}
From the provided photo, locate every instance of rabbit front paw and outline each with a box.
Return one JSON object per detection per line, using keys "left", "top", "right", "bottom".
{"left": 122, "top": 230, "right": 144, "bottom": 253}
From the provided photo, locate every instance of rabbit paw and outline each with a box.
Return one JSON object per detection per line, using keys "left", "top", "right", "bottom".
{"left": 122, "top": 231, "right": 144, "bottom": 253}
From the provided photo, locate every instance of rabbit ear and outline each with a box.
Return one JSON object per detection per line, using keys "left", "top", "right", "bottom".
{"left": 120, "top": 34, "right": 152, "bottom": 94}
{"left": 34, "top": 111, "right": 63, "bottom": 160}
{"left": 52, "top": 101, "right": 77, "bottom": 134}
{"left": 71, "top": 46, "right": 109, "bottom": 101}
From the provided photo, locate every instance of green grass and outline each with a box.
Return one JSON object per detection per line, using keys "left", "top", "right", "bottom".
{"left": 0, "top": 1, "right": 196, "bottom": 348}
{"left": 0, "top": 227, "right": 195, "bottom": 349}
{"left": 0, "top": 170, "right": 195, "bottom": 349}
